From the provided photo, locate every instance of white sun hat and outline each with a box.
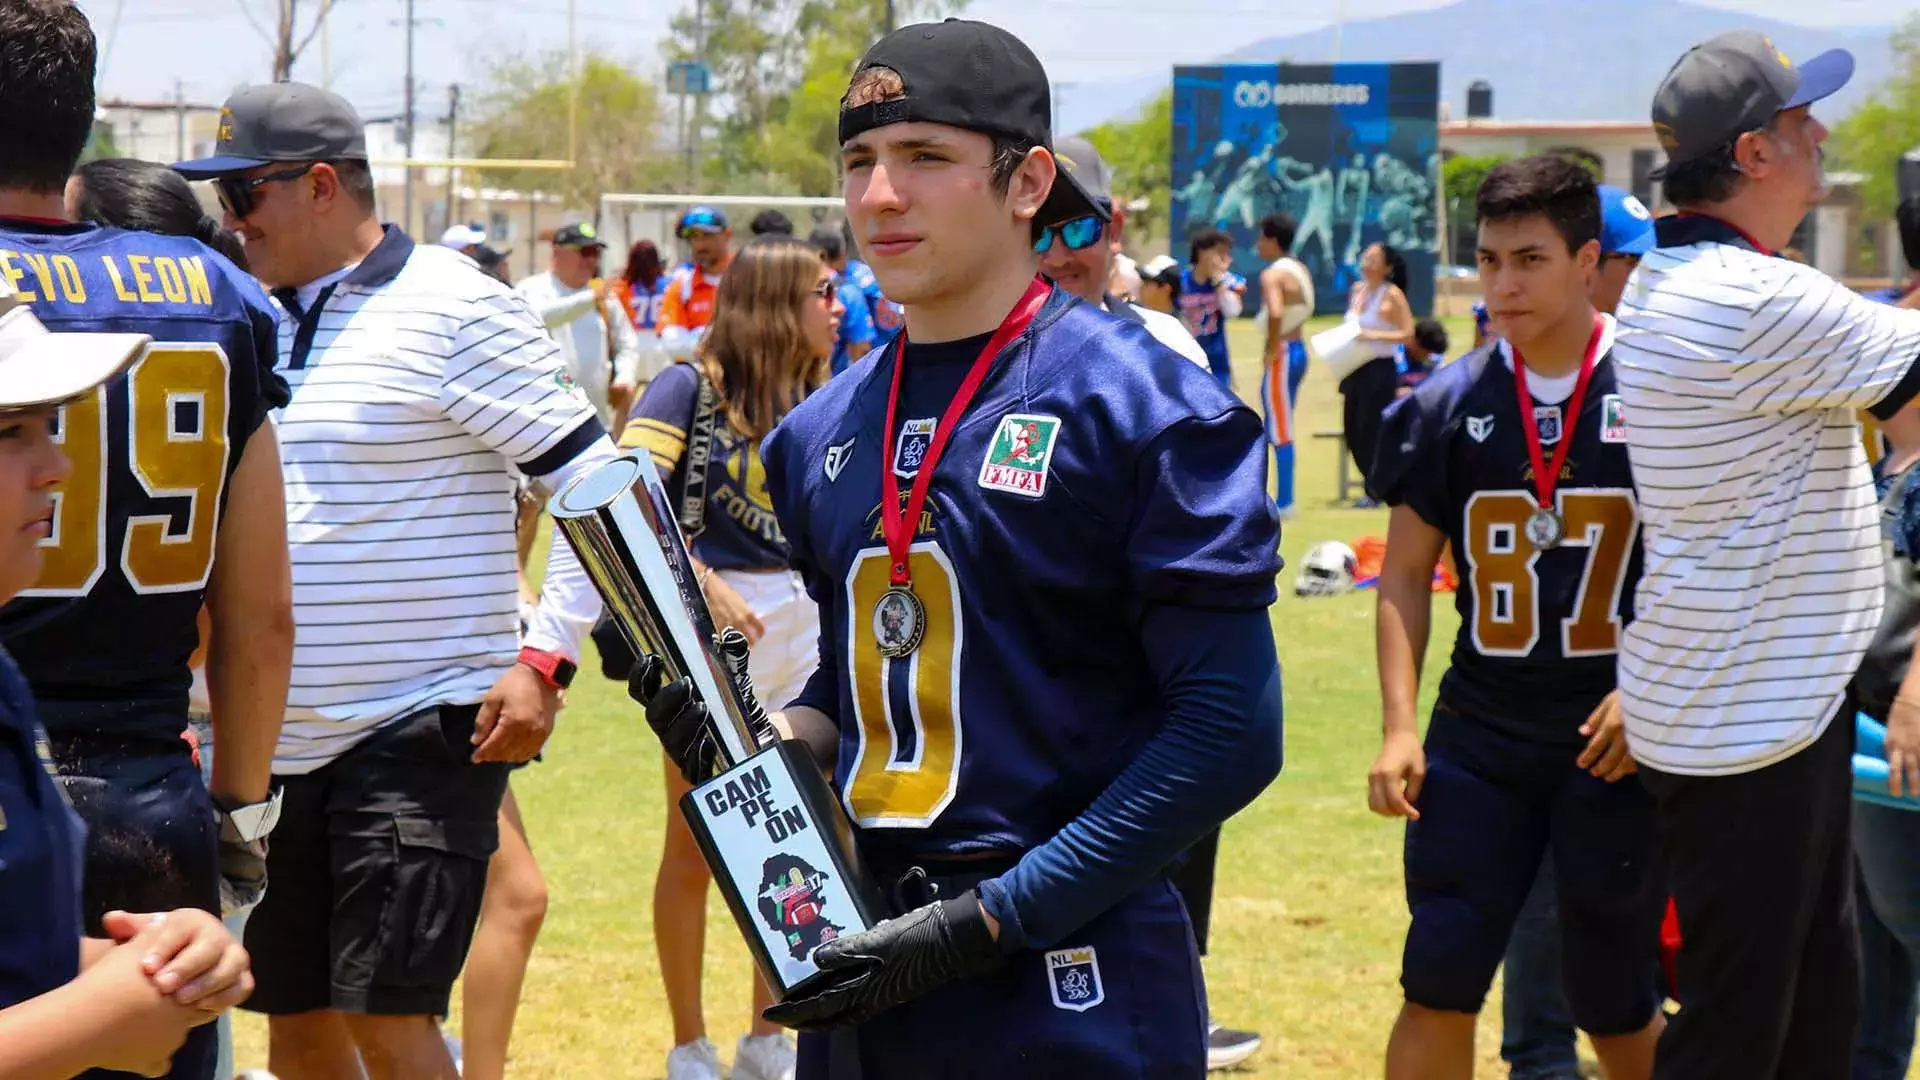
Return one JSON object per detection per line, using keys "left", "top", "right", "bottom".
{"left": 0, "top": 277, "right": 149, "bottom": 410}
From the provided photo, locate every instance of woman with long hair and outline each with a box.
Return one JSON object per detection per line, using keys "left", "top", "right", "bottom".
{"left": 616, "top": 238, "right": 671, "bottom": 383}
{"left": 1342, "top": 241, "right": 1416, "bottom": 505}
{"left": 67, "top": 158, "right": 249, "bottom": 271}
{"left": 619, "top": 236, "right": 840, "bottom": 1080}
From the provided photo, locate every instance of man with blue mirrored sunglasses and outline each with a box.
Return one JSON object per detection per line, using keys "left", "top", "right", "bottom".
{"left": 1040, "top": 136, "right": 1209, "bottom": 373}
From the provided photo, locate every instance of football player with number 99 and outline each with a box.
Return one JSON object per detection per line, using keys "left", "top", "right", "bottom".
{"left": 1366, "top": 155, "right": 1665, "bottom": 1080}
{"left": 0, "top": 9, "right": 291, "bottom": 1079}
{"left": 634, "top": 18, "right": 1284, "bottom": 1080}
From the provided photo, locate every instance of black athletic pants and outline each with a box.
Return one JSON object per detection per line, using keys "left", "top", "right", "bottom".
{"left": 1638, "top": 702, "right": 1859, "bottom": 1080}
{"left": 1169, "top": 827, "right": 1220, "bottom": 955}
{"left": 1341, "top": 357, "right": 1399, "bottom": 494}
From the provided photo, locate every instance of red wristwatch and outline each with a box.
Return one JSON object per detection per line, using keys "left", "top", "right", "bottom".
{"left": 517, "top": 646, "right": 578, "bottom": 689}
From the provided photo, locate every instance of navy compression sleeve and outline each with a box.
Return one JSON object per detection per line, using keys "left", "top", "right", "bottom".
{"left": 976, "top": 604, "right": 1284, "bottom": 951}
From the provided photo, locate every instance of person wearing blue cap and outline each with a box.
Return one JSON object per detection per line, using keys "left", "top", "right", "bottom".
{"left": 1589, "top": 185, "right": 1656, "bottom": 314}
{"left": 659, "top": 206, "right": 734, "bottom": 361}
{"left": 1611, "top": 28, "right": 1920, "bottom": 1080}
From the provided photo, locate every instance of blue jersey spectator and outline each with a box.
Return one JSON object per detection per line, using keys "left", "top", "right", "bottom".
{"left": 830, "top": 274, "right": 877, "bottom": 375}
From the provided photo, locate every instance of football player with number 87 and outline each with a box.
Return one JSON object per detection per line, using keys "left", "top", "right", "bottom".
{"left": 630, "top": 17, "right": 1284, "bottom": 1080}
{"left": 1365, "top": 155, "right": 1666, "bottom": 1080}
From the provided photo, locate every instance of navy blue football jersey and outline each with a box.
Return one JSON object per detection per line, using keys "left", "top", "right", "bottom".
{"left": 763, "top": 288, "right": 1280, "bottom": 862}
{"left": 1371, "top": 328, "right": 1641, "bottom": 741}
{"left": 0, "top": 220, "right": 285, "bottom": 733}
{"left": 620, "top": 362, "right": 790, "bottom": 572}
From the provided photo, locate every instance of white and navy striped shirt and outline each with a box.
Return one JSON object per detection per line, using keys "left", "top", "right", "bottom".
{"left": 272, "top": 228, "right": 604, "bottom": 772}
{"left": 1613, "top": 214, "right": 1920, "bottom": 776}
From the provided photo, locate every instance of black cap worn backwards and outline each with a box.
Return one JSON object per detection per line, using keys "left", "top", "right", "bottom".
{"left": 1649, "top": 30, "right": 1853, "bottom": 179}
{"left": 173, "top": 82, "right": 369, "bottom": 179}
{"left": 839, "top": 19, "right": 1107, "bottom": 228}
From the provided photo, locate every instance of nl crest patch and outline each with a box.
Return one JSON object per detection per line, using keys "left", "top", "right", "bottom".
{"left": 893, "top": 418, "right": 936, "bottom": 478}
{"left": 1534, "top": 405, "right": 1563, "bottom": 446}
{"left": 977, "top": 413, "right": 1061, "bottom": 498}
{"left": 1045, "top": 946, "right": 1105, "bottom": 1012}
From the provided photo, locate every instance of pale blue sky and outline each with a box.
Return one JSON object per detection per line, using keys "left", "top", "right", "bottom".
{"left": 85, "top": 0, "right": 1920, "bottom": 116}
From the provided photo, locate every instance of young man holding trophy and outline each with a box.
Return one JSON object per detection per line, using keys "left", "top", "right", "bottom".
{"left": 612, "top": 19, "right": 1285, "bottom": 1078}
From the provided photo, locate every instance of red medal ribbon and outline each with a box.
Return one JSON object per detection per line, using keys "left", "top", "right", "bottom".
{"left": 1509, "top": 313, "right": 1604, "bottom": 512}
{"left": 879, "top": 275, "right": 1051, "bottom": 588}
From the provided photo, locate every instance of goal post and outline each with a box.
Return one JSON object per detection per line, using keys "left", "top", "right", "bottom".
{"left": 596, "top": 192, "right": 846, "bottom": 266}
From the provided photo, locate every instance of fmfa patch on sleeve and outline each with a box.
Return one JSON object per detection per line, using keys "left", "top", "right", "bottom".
{"left": 1601, "top": 394, "right": 1627, "bottom": 443}
{"left": 978, "top": 413, "right": 1061, "bottom": 498}
{"left": 1045, "top": 946, "right": 1105, "bottom": 1012}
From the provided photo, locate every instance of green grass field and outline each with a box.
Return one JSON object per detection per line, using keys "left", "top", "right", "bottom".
{"left": 230, "top": 314, "right": 1587, "bottom": 1077}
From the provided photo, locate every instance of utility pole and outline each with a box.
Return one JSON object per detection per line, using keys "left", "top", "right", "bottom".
{"left": 883, "top": 0, "right": 894, "bottom": 32}
{"left": 691, "top": 0, "right": 706, "bottom": 194}
{"left": 402, "top": 0, "right": 416, "bottom": 234}
{"left": 444, "top": 84, "right": 461, "bottom": 230}
{"left": 683, "top": 84, "right": 698, "bottom": 195}
{"left": 174, "top": 78, "right": 186, "bottom": 162}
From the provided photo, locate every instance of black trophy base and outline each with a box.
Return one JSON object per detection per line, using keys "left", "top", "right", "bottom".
{"left": 681, "top": 739, "right": 886, "bottom": 1000}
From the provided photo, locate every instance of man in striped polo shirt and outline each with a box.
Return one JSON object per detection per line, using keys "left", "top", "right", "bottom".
{"left": 1612, "top": 32, "right": 1920, "bottom": 1079}
{"left": 175, "top": 84, "right": 614, "bottom": 1079}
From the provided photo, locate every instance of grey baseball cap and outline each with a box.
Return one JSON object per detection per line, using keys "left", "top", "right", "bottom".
{"left": 1052, "top": 135, "right": 1114, "bottom": 212}
{"left": 173, "top": 82, "right": 368, "bottom": 179}
{"left": 1650, "top": 31, "right": 1852, "bottom": 178}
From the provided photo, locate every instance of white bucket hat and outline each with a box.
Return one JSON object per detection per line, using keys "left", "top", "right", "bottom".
{"left": 0, "top": 277, "right": 149, "bottom": 410}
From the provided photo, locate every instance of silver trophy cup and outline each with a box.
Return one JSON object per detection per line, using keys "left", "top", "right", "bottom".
{"left": 549, "top": 454, "right": 884, "bottom": 999}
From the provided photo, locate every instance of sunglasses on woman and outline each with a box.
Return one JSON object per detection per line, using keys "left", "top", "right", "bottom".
{"left": 810, "top": 279, "right": 837, "bottom": 301}
{"left": 213, "top": 162, "right": 318, "bottom": 220}
{"left": 1033, "top": 215, "right": 1105, "bottom": 254}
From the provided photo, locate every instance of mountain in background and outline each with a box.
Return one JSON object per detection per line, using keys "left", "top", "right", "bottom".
{"left": 1057, "top": 0, "right": 1896, "bottom": 135}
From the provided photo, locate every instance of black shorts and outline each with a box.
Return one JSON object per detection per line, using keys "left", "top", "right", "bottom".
{"left": 243, "top": 704, "right": 510, "bottom": 1017}
{"left": 1400, "top": 703, "right": 1664, "bottom": 1035}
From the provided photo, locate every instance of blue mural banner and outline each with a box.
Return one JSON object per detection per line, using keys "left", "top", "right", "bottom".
{"left": 1171, "top": 62, "right": 1441, "bottom": 317}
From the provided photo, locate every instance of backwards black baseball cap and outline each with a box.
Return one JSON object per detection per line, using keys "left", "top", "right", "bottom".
{"left": 174, "top": 82, "right": 368, "bottom": 179}
{"left": 839, "top": 19, "right": 1108, "bottom": 228}
{"left": 1650, "top": 31, "right": 1853, "bottom": 178}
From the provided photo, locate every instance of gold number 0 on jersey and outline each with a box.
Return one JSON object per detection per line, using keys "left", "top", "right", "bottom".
{"left": 845, "top": 544, "right": 963, "bottom": 828}
{"left": 1462, "top": 488, "right": 1638, "bottom": 658}
{"left": 27, "top": 343, "right": 232, "bottom": 597}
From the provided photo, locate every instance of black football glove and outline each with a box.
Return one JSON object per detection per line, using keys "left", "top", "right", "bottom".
{"left": 761, "top": 889, "right": 1004, "bottom": 1032}
{"left": 627, "top": 628, "right": 773, "bottom": 784}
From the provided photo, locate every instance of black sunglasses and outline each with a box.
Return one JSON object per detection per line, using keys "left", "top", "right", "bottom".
{"left": 214, "top": 162, "right": 319, "bottom": 220}
{"left": 810, "top": 279, "right": 836, "bottom": 301}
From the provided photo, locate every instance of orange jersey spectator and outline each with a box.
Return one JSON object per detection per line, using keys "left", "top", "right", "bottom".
{"left": 657, "top": 205, "right": 735, "bottom": 358}
{"left": 659, "top": 259, "right": 730, "bottom": 332}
